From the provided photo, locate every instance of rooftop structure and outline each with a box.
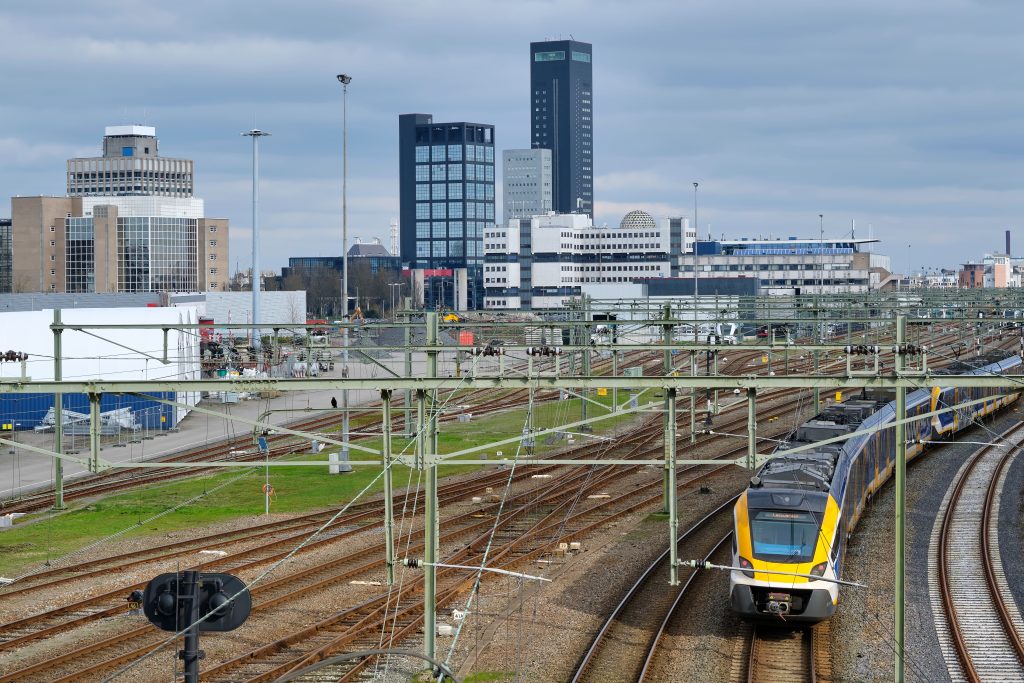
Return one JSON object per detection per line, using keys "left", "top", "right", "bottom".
{"left": 67, "top": 125, "right": 194, "bottom": 197}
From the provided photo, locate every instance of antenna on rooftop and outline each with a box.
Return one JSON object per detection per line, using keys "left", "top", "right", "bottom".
{"left": 390, "top": 219, "right": 399, "bottom": 255}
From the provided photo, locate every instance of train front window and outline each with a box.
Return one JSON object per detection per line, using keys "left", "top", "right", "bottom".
{"left": 749, "top": 509, "right": 819, "bottom": 562}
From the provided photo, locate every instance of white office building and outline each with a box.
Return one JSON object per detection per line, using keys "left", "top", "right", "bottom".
{"left": 502, "top": 149, "right": 552, "bottom": 222}
{"left": 484, "top": 210, "right": 677, "bottom": 310}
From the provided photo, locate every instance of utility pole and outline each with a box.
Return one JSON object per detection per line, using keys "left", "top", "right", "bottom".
{"left": 662, "top": 304, "right": 673, "bottom": 513}
{"left": 666, "top": 388, "right": 679, "bottom": 586}
{"left": 51, "top": 309, "right": 65, "bottom": 510}
{"left": 894, "top": 314, "right": 907, "bottom": 683}
{"left": 403, "top": 297, "right": 413, "bottom": 437}
{"left": 422, "top": 312, "right": 439, "bottom": 664}
{"left": 381, "top": 389, "right": 395, "bottom": 585}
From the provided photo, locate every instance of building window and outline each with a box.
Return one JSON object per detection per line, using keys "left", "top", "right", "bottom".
{"left": 209, "top": 240, "right": 217, "bottom": 247}
{"left": 50, "top": 225, "right": 55, "bottom": 232}
{"left": 416, "top": 203, "right": 430, "bottom": 220}
{"left": 448, "top": 183, "right": 463, "bottom": 200}
{"left": 432, "top": 222, "right": 446, "bottom": 238}
{"left": 50, "top": 269, "right": 56, "bottom": 275}
{"left": 50, "top": 255, "right": 55, "bottom": 261}
{"left": 534, "top": 50, "right": 566, "bottom": 61}
{"left": 416, "top": 222, "right": 430, "bottom": 238}
{"left": 432, "top": 184, "right": 446, "bottom": 200}
{"left": 415, "top": 146, "right": 430, "bottom": 163}
{"left": 50, "top": 240, "right": 56, "bottom": 247}
{"left": 416, "top": 184, "right": 430, "bottom": 200}
{"left": 210, "top": 268, "right": 218, "bottom": 274}
{"left": 209, "top": 225, "right": 217, "bottom": 233}
{"left": 431, "top": 164, "right": 446, "bottom": 181}
{"left": 465, "top": 145, "right": 476, "bottom": 162}
{"left": 448, "top": 163, "right": 462, "bottom": 181}
{"left": 431, "top": 203, "right": 447, "bottom": 219}
{"left": 447, "top": 144, "right": 462, "bottom": 161}
{"left": 209, "top": 254, "right": 217, "bottom": 261}
{"left": 449, "top": 202, "right": 463, "bottom": 219}
{"left": 416, "top": 166, "right": 430, "bottom": 182}
{"left": 50, "top": 284, "right": 56, "bottom": 290}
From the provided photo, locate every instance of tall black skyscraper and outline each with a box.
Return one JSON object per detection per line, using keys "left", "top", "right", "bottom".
{"left": 530, "top": 39, "right": 593, "bottom": 217}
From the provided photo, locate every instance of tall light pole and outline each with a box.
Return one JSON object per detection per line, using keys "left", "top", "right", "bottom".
{"left": 337, "top": 73, "right": 352, "bottom": 465}
{"left": 242, "top": 129, "right": 271, "bottom": 351}
{"left": 693, "top": 182, "right": 699, "bottom": 334}
{"left": 389, "top": 282, "right": 405, "bottom": 321}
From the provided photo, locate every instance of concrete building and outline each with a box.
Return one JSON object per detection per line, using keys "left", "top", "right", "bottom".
{"left": 398, "top": 114, "right": 495, "bottom": 308}
{"left": 959, "top": 254, "right": 1016, "bottom": 289}
{"left": 8, "top": 126, "right": 228, "bottom": 293}
{"left": 67, "top": 125, "right": 193, "bottom": 197}
{"left": 483, "top": 210, "right": 673, "bottom": 310}
{"left": 502, "top": 148, "right": 552, "bottom": 222}
{"left": 530, "top": 40, "right": 593, "bottom": 216}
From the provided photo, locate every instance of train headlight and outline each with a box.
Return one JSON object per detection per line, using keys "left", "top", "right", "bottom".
{"left": 738, "top": 556, "right": 755, "bottom": 579}
{"left": 810, "top": 561, "right": 828, "bottom": 577}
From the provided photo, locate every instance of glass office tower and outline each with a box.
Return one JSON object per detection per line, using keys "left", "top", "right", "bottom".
{"left": 399, "top": 114, "right": 495, "bottom": 307}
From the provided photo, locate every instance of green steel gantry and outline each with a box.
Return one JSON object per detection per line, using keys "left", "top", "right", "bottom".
{"left": 2, "top": 294, "right": 1024, "bottom": 680}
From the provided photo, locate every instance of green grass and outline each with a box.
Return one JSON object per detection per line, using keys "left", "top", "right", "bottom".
{"left": 0, "top": 391, "right": 643, "bottom": 577}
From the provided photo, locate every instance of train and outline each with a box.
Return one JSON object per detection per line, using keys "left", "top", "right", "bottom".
{"left": 730, "top": 349, "right": 1022, "bottom": 622}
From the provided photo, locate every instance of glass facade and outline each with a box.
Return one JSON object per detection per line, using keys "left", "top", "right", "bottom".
{"left": 410, "top": 127, "right": 495, "bottom": 273}
{"left": 117, "top": 217, "right": 198, "bottom": 292}
{"left": 65, "top": 217, "right": 96, "bottom": 292}
{"left": 400, "top": 115, "right": 494, "bottom": 308}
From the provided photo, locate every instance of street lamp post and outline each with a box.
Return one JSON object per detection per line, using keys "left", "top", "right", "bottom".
{"left": 691, "top": 181, "right": 699, "bottom": 445}
{"left": 389, "top": 282, "right": 406, "bottom": 321}
{"left": 337, "top": 73, "right": 352, "bottom": 465}
{"left": 242, "top": 129, "right": 271, "bottom": 352}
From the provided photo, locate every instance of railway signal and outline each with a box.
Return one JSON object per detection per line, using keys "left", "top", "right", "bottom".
{"left": 140, "top": 571, "right": 251, "bottom": 682}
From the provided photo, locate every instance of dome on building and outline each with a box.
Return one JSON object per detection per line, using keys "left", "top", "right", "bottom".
{"left": 619, "top": 210, "right": 656, "bottom": 231}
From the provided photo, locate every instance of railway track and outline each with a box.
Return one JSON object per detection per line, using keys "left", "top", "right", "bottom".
{"left": 743, "top": 625, "right": 817, "bottom": 683}
{"left": 2, "top": 329, "right": 991, "bottom": 679}
{"left": 0, "top": 346, "right": 669, "bottom": 514}
{"left": 0, "top": 387, "right": 811, "bottom": 681}
{"left": 934, "top": 420, "right": 1024, "bottom": 683}
{"left": 569, "top": 497, "right": 734, "bottom": 683}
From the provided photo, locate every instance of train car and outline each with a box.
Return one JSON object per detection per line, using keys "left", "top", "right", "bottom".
{"left": 730, "top": 350, "right": 1022, "bottom": 622}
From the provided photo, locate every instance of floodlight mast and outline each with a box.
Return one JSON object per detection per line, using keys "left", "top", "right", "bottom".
{"left": 336, "top": 73, "right": 352, "bottom": 466}
{"left": 242, "top": 128, "right": 270, "bottom": 352}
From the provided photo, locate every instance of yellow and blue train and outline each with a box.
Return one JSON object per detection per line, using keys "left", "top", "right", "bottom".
{"left": 730, "top": 350, "right": 1021, "bottom": 622}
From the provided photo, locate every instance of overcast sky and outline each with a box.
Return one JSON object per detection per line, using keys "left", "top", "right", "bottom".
{"left": 3, "top": 0, "right": 1022, "bottom": 275}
